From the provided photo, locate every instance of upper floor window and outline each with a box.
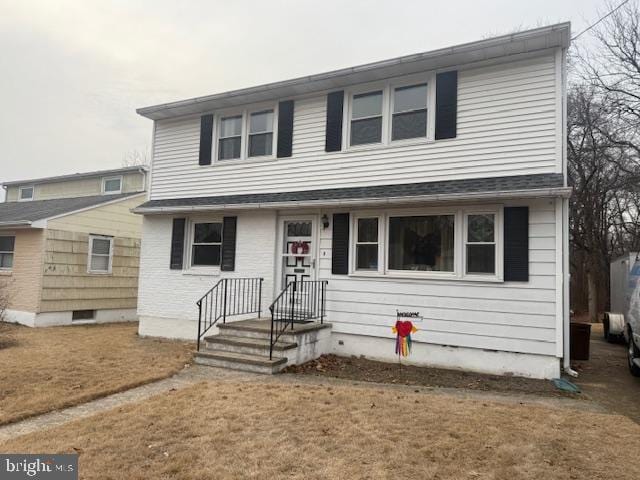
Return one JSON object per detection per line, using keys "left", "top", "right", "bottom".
{"left": 88, "top": 235, "right": 113, "bottom": 274}
{"left": 102, "top": 176, "right": 122, "bottom": 194}
{"left": 392, "top": 84, "right": 428, "bottom": 141}
{"left": 0, "top": 236, "right": 15, "bottom": 270}
{"left": 18, "top": 186, "right": 33, "bottom": 201}
{"left": 249, "top": 110, "right": 274, "bottom": 157}
{"left": 191, "top": 222, "right": 222, "bottom": 266}
{"left": 350, "top": 91, "right": 383, "bottom": 146}
{"left": 218, "top": 115, "right": 243, "bottom": 160}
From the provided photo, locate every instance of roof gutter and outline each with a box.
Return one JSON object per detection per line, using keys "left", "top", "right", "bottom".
{"left": 0, "top": 220, "right": 32, "bottom": 228}
{"left": 132, "top": 186, "right": 573, "bottom": 215}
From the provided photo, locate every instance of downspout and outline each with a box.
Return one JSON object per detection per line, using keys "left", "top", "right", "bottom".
{"left": 562, "top": 196, "right": 577, "bottom": 377}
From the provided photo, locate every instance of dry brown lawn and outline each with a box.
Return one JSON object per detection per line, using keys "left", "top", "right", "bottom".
{"left": 1, "top": 380, "right": 639, "bottom": 479}
{"left": 0, "top": 322, "right": 192, "bottom": 425}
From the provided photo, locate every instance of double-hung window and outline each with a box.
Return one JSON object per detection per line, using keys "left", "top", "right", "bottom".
{"left": 465, "top": 214, "right": 496, "bottom": 275}
{"left": 392, "top": 84, "right": 428, "bottom": 141}
{"left": 19, "top": 186, "right": 34, "bottom": 201}
{"left": 248, "top": 110, "right": 274, "bottom": 157}
{"left": 191, "top": 222, "right": 222, "bottom": 267}
{"left": 88, "top": 235, "right": 113, "bottom": 274}
{"left": 388, "top": 215, "right": 455, "bottom": 273}
{"left": 355, "top": 217, "right": 379, "bottom": 271}
{"left": 350, "top": 91, "right": 383, "bottom": 146}
{"left": 0, "top": 236, "right": 15, "bottom": 270}
{"left": 218, "top": 116, "right": 243, "bottom": 160}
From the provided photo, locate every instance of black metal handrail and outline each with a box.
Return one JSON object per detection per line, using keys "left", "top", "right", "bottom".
{"left": 269, "top": 280, "right": 327, "bottom": 359}
{"left": 196, "top": 277, "right": 263, "bottom": 351}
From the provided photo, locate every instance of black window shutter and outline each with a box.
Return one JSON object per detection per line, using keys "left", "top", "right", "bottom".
{"left": 277, "top": 100, "right": 294, "bottom": 158}
{"left": 331, "top": 213, "right": 349, "bottom": 274}
{"left": 504, "top": 207, "right": 529, "bottom": 281}
{"left": 170, "top": 218, "right": 186, "bottom": 270}
{"left": 198, "top": 114, "right": 214, "bottom": 165}
{"left": 435, "top": 71, "right": 458, "bottom": 140}
{"left": 221, "top": 216, "right": 237, "bottom": 271}
{"left": 325, "top": 91, "right": 344, "bottom": 152}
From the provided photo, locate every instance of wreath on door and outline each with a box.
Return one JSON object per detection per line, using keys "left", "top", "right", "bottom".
{"left": 291, "top": 241, "right": 310, "bottom": 256}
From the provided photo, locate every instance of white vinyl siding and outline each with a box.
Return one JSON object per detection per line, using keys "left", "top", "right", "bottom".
{"left": 318, "top": 199, "right": 558, "bottom": 357}
{"left": 149, "top": 54, "right": 559, "bottom": 200}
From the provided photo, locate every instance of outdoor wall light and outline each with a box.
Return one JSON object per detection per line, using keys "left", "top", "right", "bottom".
{"left": 321, "top": 214, "right": 330, "bottom": 229}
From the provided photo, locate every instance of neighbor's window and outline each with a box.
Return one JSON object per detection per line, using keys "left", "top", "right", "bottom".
{"left": 355, "top": 217, "right": 379, "bottom": 271}
{"left": 88, "top": 235, "right": 113, "bottom": 274}
{"left": 103, "top": 177, "right": 122, "bottom": 194}
{"left": 388, "top": 215, "right": 455, "bottom": 272}
{"left": 191, "top": 222, "right": 222, "bottom": 266}
{"left": 392, "top": 84, "right": 428, "bottom": 141}
{"left": 350, "top": 91, "right": 383, "bottom": 146}
{"left": 19, "top": 186, "right": 34, "bottom": 201}
{"left": 466, "top": 214, "right": 496, "bottom": 275}
{"left": 248, "top": 110, "right": 274, "bottom": 157}
{"left": 0, "top": 236, "right": 15, "bottom": 270}
{"left": 218, "top": 115, "right": 243, "bottom": 160}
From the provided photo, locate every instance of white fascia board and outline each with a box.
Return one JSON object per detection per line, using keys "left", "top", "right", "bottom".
{"left": 132, "top": 187, "right": 573, "bottom": 215}
{"left": 0, "top": 220, "right": 33, "bottom": 229}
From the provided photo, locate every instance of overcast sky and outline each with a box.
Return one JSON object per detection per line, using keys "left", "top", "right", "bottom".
{"left": 0, "top": 0, "right": 605, "bottom": 192}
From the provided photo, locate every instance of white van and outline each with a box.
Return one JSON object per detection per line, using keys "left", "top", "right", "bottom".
{"left": 608, "top": 253, "right": 640, "bottom": 376}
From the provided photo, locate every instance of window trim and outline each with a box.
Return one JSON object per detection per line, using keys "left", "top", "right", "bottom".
{"left": 188, "top": 219, "right": 224, "bottom": 271}
{"left": 18, "top": 186, "right": 34, "bottom": 202}
{"left": 462, "top": 209, "right": 503, "bottom": 280}
{"left": 102, "top": 176, "right": 123, "bottom": 195}
{"left": 346, "top": 206, "right": 504, "bottom": 282}
{"left": 343, "top": 73, "right": 435, "bottom": 152}
{"left": 212, "top": 103, "right": 279, "bottom": 164}
{"left": 351, "top": 214, "right": 384, "bottom": 274}
{"left": 390, "top": 82, "right": 430, "bottom": 143}
{"left": 0, "top": 235, "right": 15, "bottom": 271}
{"left": 247, "top": 108, "right": 275, "bottom": 159}
{"left": 87, "top": 235, "right": 114, "bottom": 275}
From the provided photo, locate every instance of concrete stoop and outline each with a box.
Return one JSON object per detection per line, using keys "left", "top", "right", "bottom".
{"left": 194, "top": 318, "right": 331, "bottom": 374}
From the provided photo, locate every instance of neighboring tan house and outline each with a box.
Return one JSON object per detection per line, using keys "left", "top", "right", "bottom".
{"left": 0, "top": 166, "right": 147, "bottom": 326}
{"left": 133, "top": 24, "right": 572, "bottom": 379}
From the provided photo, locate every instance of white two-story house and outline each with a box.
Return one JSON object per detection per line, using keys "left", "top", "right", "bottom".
{"left": 133, "top": 24, "right": 572, "bottom": 379}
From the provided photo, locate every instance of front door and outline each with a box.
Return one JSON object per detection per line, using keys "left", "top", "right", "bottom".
{"left": 281, "top": 218, "right": 316, "bottom": 288}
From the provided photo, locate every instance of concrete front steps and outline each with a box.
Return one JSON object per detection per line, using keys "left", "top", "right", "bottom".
{"left": 194, "top": 318, "right": 331, "bottom": 374}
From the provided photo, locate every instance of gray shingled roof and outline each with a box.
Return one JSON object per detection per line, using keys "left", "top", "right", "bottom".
{"left": 0, "top": 193, "right": 142, "bottom": 226}
{"left": 134, "top": 174, "right": 568, "bottom": 212}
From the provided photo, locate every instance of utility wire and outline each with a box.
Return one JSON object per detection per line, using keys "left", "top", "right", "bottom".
{"left": 572, "top": 0, "right": 631, "bottom": 40}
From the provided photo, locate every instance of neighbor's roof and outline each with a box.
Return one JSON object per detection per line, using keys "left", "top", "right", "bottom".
{"left": 137, "top": 23, "right": 571, "bottom": 120}
{"left": 0, "top": 193, "right": 142, "bottom": 228}
{"left": 1, "top": 165, "right": 148, "bottom": 188}
{"left": 133, "top": 173, "right": 571, "bottom": 214}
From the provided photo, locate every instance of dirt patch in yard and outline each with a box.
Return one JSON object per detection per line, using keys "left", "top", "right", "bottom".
{"left": 0, "top": 322, "right": 192, "bottom": 426}
{"left": 0, "top": 381, "right": 638, "bottom": 479}
{"left": 284, "top": 354, "right": 576, "bottom": 399}
{"left": 573, "top": 323, "right": 640, "bottom": 423}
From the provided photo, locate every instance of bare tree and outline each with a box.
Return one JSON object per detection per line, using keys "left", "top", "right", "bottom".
{"left": 122, "top": 148, "right": 149, "bottom": 168}
{"left": 568, "top": 84, "right": 640, "bottom": 320}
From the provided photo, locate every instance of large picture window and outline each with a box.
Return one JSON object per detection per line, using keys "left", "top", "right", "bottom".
{"left": 350, "top": 91, "right": 383, "bottom": 146}
{"left": 466, "top": 214, "right": 496, "bottom": 274}
{"left": 0, "top": 236, "right": 15, "bottom": 270}
{"left": 355, "top": 217, "right": 379, "bottom": 271}
{"left": 388, "top": 215, "right": 455, "bottom": 272}
{"left": 191, "top": 222, "right": 222, "bottom": 266}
